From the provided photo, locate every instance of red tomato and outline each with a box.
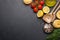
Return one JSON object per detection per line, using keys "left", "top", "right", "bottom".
{"left": 39, "top": 1, "right": 44, "bottom": 5}
{"left": 31, "top": 2, "right": 36, "bottom": 9}
{"left": 38, "top": 5, "right": 42, "bottom": 10}
{"left": 33, "top": 7, "right": 38, "bottom": 13}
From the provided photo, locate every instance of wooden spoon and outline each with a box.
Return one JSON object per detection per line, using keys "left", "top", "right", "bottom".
{"left": 43, "top": 1, "right": 60, "bottom": 23}
{"left": 52, "top": 5, "right": 60, "bottom": 22}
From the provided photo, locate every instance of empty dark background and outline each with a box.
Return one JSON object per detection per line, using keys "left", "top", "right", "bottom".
{"left": 0, "top": 0, "right": 47, "bottom": 40}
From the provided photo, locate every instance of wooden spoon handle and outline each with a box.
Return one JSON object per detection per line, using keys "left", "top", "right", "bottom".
{"left": 50, "top": 1, "right": 59, "bottom": 14}
{"left": 53, "top": 5, "right": 60, "bottom": 14}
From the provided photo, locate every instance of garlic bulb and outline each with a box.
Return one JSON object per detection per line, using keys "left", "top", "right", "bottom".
{"left": 44, "top": 23, "right": 53, "bottom": 33}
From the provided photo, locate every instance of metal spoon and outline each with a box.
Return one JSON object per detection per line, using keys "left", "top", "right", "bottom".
{"left": 43, "top": 1, "right": 60, "bottom": 23}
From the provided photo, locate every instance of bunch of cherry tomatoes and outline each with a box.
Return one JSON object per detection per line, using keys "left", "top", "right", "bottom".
{"left": 30, "top": 0, "right": 44, "bottom": 13}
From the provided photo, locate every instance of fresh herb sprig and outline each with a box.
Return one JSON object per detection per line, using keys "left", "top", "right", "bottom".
{"left": 46, "top": 29, "right": 60, "bottom": 40}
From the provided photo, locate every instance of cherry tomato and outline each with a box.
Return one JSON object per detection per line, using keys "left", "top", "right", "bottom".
{"left": 33, "top": 7, "right": 38, "bottom": 13}
{"left": 38, "top": 5, "right": 42, "bottom": 10}
{"left": 31, "top": 2, "right": 36, "bottom": 9}
{"left": 39, "top": 1, "right": 44, "bottom": 5}
{"left": 34, "top": 0, "right": 39, "bottom": 5}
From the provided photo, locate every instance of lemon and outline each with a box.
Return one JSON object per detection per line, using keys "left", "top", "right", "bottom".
{"left": 45, "top": 0, "right": 56, "bottom": 7}
{"left": 53, "top": 20, "right": 60, "bottom": 28}
{"left": 56, "top": 10, "right": 60, "bottom": 19}
{"left": 37, "top": 10, "right": 44, "bottom": 18}
{"left": 43, "top": 6, "right": 50, "bottom": 14}
{"left": 23, "top": 0, "right": 32, "bottom": 4}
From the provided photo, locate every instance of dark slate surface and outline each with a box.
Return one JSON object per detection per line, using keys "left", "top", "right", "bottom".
{"left": 0, "top": 0, "right": 47, "bottom": 40}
